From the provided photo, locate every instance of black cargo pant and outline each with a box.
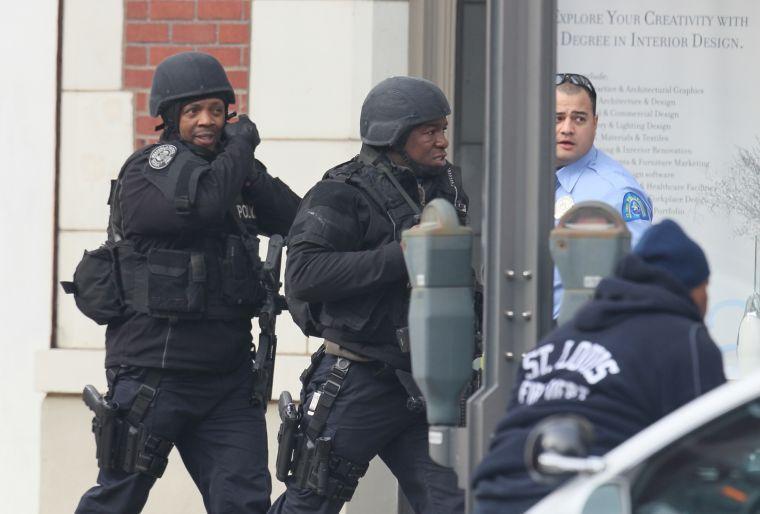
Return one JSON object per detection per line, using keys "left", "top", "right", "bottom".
{"left": 269, "top": 354, "right": 465, "bottom": 514}
{"left": 75, "top": 361, "right": 271, "bottom": 514}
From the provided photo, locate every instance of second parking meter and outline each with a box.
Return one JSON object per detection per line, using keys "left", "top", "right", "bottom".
{"left": 402, "top": 199, "right": 474, "bottom": 467}
{"left": 551, "top": 202, "right": 631, "bottom": 325}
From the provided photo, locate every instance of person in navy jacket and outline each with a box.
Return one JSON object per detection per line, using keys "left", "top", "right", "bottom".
{"left": 472, "top": 219, "right": 726, "bottom": 514}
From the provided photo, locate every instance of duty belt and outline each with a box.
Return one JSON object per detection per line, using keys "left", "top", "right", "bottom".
{"left": 323, "top": 340, "right": 373, "bottom": 362}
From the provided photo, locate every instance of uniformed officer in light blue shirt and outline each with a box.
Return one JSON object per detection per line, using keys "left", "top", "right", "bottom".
{"left": 554, "top": 73, "right": 653, "bottom": 317}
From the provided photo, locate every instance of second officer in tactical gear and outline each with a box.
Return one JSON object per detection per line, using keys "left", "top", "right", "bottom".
{"left": 270, "top": 76, "right": 468, "bottom": 514}
{"left": 73, "top": 52, "right": 300, "bottom": 514}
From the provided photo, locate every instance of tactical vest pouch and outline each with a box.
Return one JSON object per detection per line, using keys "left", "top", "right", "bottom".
{"left": 321, "top": 295, "right": 383, "bottom": 333}
{"left": 121, "top": 425, "right": 173, "bottom": 478}
{"left": 62, "top": 242, "right": 126, "bottom": 325}
{"left": 146, "top": 249, "right": 206, "bottom": 316}
{"left": 287, "top": 294, "right": 324, "bottom": 337}
{"left": 221, "top": 235, "right": 263, "bottom": 307}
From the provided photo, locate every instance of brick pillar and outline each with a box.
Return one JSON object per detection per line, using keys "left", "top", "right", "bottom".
{"left": 124, "top": 0, "right": 251, "bottom": 149}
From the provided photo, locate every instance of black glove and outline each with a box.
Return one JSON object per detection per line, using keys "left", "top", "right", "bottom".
{"left": 224, "top": 114, "right": 261, "bottom": 151}
{"left": 243, "top": 158, "right": 268, "bottom": 190}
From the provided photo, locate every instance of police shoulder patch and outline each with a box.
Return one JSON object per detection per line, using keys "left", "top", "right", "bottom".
{"left": 148, "top": 144, "right": 177, "bottom": 170}
{"left": 621, "top": 191, "right": 650, "bottom": 222}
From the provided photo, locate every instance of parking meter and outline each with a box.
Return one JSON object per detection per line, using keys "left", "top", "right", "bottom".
{"left": 401, "top": 199, "right": 474, "bottom": 467}
{"left": 551, "top": 202, "right": 630, "bottom": 325}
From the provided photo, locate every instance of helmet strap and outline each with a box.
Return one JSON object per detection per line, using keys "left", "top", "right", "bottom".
{"left": 390, "top": 126, "right": 446, "bottom": 178}
{"left": 158, "top": 102, "right": 182, "bottom": 141}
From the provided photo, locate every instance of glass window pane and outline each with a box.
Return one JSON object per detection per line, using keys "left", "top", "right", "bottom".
{"left": 583, "top": 483, "right": 626, "bottom": 514}
{"left": 632, "top": 401, "right": 760, "bottom": 514}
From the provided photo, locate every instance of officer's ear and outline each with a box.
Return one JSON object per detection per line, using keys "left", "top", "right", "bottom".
{"left": 689, "top": 281, "right": 709, "bottom": 319}
{"left": 226, "top": 111, "right": 237, "bottom": 122}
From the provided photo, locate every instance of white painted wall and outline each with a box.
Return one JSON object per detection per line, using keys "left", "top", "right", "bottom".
{"left": 61, "top": 0, "right": 123, "bottom": 91}
{"left": 57, "top": 0, "right": 127, "bottom": 350}
{"left": 251, "top": 0, "right": 409, "bottom": 186}
{"left": 0, "top": 2, "right": 59, "bottom": 513}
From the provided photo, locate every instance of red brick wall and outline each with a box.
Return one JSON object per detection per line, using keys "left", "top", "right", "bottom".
{"left": 124, "top": 0, "right": 251, "bottom": 149}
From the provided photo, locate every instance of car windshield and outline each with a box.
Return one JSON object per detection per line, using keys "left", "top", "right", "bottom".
{"left": 632, "top": 400, "right": 760, "bottom": 514}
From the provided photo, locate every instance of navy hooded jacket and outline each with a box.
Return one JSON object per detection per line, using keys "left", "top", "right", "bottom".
{"left": 472, "top": 253, "right": 726, "bottom": 514}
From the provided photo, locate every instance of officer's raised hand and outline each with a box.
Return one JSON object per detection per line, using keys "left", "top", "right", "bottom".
{"left": 224, "top": 114, "right": 261, "bottom": 151}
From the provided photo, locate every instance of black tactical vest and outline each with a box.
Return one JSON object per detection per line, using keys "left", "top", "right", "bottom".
{"left": 287, "top": 156, "right": 420, "bottom": 344}
{"left": 328, "top": 159, "right": 421, "bottom": 240}
{"left": 68, "top": 141, "right": 266, "bottom": 324}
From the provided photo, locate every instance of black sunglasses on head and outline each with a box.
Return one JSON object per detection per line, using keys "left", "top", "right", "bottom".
{"left": 555, "top": 73, "right": 596, "bottom": 99}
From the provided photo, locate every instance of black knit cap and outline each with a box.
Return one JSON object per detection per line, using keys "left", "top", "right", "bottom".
{"left": 633, "top": 219, "right": 710, "bottom": 289}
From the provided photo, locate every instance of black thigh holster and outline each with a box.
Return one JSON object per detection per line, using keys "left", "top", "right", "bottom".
{"left": 275, "top": 350, "right": 369, "bottom": 502}
{"left": 84, "top": 370, "right": 174, "bottom": 478}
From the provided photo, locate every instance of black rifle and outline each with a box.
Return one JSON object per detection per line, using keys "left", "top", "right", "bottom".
{"left": 252, "top": 234, "right": 286, "bottom": 411}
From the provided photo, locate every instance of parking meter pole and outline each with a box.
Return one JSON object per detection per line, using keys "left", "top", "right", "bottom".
{"left": 462, "top": 0, "right": 557, "bottom": 509}
{"left": 427, "top": 426, "right": 457, "bottom": 468}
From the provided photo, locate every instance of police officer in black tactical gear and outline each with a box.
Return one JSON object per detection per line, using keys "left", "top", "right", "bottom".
{"left": 270, "top": 76, "right": 468, "bottom": 514}
{"left": 73, "top": 51, "right": 301, "bottom": 514}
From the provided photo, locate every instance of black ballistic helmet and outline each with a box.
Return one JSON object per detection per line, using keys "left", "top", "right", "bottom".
{"left": 149, "top": 52, "right": 236, "bottom": 117}
{"left": 360, "top": 76, "right": 451, "bottom": 147}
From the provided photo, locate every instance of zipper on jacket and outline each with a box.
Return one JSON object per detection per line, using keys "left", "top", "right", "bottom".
{"left": 160, "top": 322, "right": 174, "bottom": 369}
{"left": 446, "top": 166, "right": 468, "bottom": 216}
{"left": 417, "top": 181, "right": 426, "bottom": 207}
